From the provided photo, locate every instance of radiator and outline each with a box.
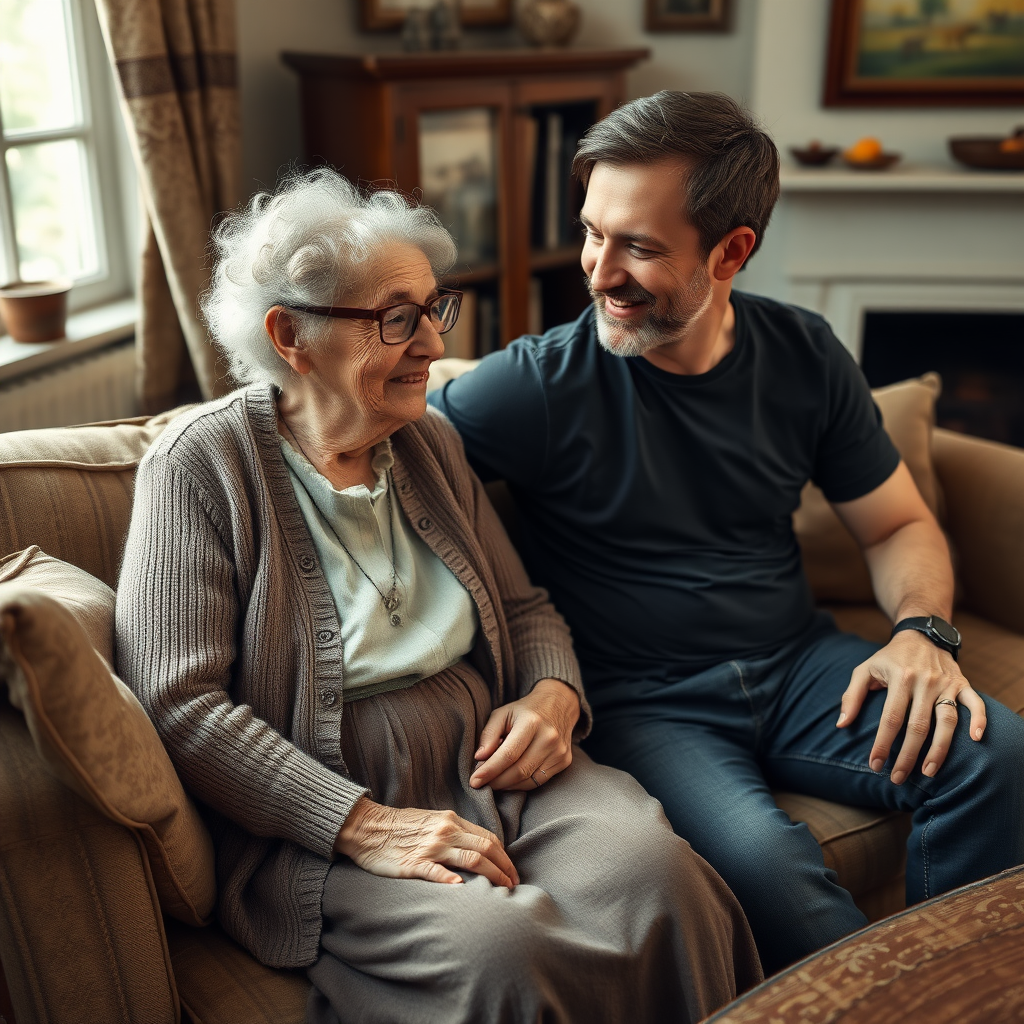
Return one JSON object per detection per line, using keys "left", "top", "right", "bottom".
{"left": 0, "top": 341, "right": 138, "bottom": 433}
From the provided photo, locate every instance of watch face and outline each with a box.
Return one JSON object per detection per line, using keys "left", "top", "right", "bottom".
{"left": 929, "top": 617, "right": 961, "bottom": 645}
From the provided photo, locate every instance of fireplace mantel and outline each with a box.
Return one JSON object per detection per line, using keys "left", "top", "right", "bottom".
{"left": 743, "top": 171, "right": 1024, "bottom": 360}
{"left": 780, "top": 165, "right": 1024, "bottom": 194}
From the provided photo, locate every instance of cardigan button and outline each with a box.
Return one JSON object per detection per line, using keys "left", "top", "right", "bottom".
{"left": 319, "top": 688, "right": 337, "bottom": 707}
{"left": 418, "top": 517, "right": 431, "bottom": 530}
{"left": 316, "top": 629, "right": 335, "bottom": 644}
{"left": 299, "top": 554, "right": 316, "bottom": 571}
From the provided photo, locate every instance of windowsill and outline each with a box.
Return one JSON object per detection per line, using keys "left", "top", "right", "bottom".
{"left": 0, "top": 297, "right": 137, "bottom": 386}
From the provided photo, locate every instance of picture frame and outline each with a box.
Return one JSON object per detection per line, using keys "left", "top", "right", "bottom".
{"left": 645, "top": 0, "right": 731, "bottom": 33}
{"left": 824, "top": 0, "right": 1024, "bottom": 107}
{"left": 359, "top": 0, "right": 512, "bottom": 31}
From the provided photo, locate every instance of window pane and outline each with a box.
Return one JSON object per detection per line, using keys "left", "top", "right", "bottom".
{"left": 0, "top": 0, "right": 78, "bottom": 134}
{"left": 7, "top": 139, "right": 98, "bottom": 280}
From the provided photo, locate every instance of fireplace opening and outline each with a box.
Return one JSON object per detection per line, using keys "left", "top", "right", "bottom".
{"left": 860, "top": 312, "right": 1024, "bottom": 448}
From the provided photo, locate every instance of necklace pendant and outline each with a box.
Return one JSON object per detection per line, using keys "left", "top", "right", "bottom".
{"left": 383, "top": 588, "right": 401, "bottom": 612}
{"left": 389, "top": 612, "right": 403, "bottom": 627}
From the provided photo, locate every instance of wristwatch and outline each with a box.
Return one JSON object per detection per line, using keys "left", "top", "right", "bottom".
{"left": 890, "top": 616, "right": 961, "bottom": 661}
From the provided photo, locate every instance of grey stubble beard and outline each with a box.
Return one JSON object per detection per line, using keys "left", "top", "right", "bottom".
{"left": 589, "top": 264, "right": 713, "bottom": 359}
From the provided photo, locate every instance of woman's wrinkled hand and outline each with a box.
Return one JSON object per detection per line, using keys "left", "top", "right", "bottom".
{"left": 470, "top": 678, "right": 580, "bottom": 792}
{"left": 334, "top": 798, "right": 519, "bottom": 889}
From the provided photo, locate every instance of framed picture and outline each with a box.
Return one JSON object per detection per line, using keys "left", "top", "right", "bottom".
{"left": 825, "top": 0, "right": 1024, "bottom": 106}
{"left": 645, "top": 0, "right": 731, "bottom": 32}
{"left": 359, "top": 0, "right": 512, "bottom": 31}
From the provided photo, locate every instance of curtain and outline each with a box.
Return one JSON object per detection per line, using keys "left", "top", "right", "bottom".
{"left": 94, "top": 0, "right": 240, "bottom": 410}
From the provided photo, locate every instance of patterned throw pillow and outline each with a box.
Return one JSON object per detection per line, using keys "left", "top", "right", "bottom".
{"left": 0, "top": 546, "right": 216, "bottom": 926}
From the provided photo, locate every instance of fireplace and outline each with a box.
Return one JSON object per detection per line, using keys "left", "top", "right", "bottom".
{"left": 861, "top": 312, "right": 1024, "bottom": 448}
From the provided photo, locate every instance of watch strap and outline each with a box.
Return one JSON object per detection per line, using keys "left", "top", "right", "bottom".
{"left": 891, "top": 616, "right": 960, "bottom": 661}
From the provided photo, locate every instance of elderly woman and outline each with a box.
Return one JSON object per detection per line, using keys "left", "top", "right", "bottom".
{"left": 116, "top": 168, "right": 760, "bottom": 1024}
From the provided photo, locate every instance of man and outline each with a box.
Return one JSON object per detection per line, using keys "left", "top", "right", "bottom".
{"left": 429, "top": 91, "right": 1024, "bottom": 974}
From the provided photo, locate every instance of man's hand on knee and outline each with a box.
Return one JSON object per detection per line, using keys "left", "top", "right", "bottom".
{"left": 836, "top": 631, "right": 987, "bottom": 785}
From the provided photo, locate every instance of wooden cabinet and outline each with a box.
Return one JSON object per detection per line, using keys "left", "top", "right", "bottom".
{"left": 282, "top": 48, "right": 649, "bottom": 353}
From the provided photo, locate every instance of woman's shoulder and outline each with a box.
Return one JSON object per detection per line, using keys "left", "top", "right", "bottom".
{"left": 139, "top": 384, "right": 276, "bottom": 483}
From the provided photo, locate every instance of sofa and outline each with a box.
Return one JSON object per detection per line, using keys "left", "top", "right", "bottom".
{"left": 1, "top": 372, "right": 1023, "bottom": 1024}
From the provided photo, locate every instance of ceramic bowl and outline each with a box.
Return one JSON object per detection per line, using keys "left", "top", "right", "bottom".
{"left": 842, "top": 152, "right": 902, "bottom": 171}
{"left": 789, "top": 144, "right": 839, "bottom": 167}
{"left": 949, "top": 130, "right": 1024, "bottom": 171}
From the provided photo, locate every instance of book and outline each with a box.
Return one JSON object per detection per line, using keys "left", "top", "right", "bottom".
{"left": 441, "top": 288, "right": 477, "bottom": 360}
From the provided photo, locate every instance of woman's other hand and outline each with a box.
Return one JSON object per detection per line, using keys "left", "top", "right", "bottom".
{"left": 470, "top": 678, "right": 580, "bottom": 792}
{"left": 334, "top": 798, "right": 519, "bottom": 889}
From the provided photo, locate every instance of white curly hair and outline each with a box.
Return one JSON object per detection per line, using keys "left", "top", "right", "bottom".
{"left": 201, "top": 167, "right": 458, "bottom": 388}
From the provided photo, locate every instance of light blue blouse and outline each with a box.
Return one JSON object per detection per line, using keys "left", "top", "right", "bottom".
{"left": 280, "top": 437, "right": 479, "bottom": 699}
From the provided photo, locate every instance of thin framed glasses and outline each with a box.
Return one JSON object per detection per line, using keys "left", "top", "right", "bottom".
{"left": 283, "top": 288, "right": 463, "bottom": 345}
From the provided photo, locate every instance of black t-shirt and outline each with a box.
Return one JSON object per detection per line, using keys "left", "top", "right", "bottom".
{"left": 428, "top": 291, "right": 899, "bottom": 690}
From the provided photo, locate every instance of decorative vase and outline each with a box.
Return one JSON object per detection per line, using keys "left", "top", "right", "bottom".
{"left": 0, "top": 279, "right": 72, "bottom": 344}
{"left": 519, "top": 0, "right": 580, "bottom": 48}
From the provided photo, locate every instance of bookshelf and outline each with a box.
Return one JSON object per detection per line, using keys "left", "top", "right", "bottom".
{"left": 282, "top": 48, "right": 649, "bottom": 355}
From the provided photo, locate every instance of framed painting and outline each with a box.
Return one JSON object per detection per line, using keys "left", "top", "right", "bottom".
{"left": 359, "top": 0, "right": 512, "bottom": 31}
{"left": 645, "top": 0, "right": 731, "bottom": 32}
{"left": 825, "top": 0, "right": 1024, "bottom": 106}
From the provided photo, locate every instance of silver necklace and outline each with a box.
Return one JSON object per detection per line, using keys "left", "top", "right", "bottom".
{"left": 284, "top": 422, "right": 404, "bottom": 627}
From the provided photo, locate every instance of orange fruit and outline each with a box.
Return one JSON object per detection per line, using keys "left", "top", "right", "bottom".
{"left": 845, "top": 137, "right": 884, "bottom": 163}
{"left": 999, "top": 136, "right": 1024, "bottom": 153}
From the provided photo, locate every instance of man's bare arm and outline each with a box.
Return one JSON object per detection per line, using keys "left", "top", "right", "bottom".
{"left": 829, "top": 462, "right": 986, "bottom": 784}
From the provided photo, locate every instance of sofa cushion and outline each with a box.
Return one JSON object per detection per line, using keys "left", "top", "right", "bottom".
{"left": 794, "top": 373, "right": 943, "bottom": 604}
{"left": 165, "top": 919, "right": 309, "bottom": 1024}
{"left": 0, "top": 407, "right": 192, "bottom": 588}
{"left": 0, "top": 546, "right": 116, "bottom": 664}
{"left": 0, "top": 576, "right": 216, "bottom": 926}
{"left": 772, "top": 791, "right": 909, "bottom": 902}
{"left": 830, "top": 604, "right": 1024, "bottom": 716}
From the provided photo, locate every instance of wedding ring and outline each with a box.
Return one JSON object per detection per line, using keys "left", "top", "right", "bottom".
{"left": 531, "top": 768, "right": 549, "bottom": 787}
{"left": 934, "top": 698, "right": 958, "bottom": 709}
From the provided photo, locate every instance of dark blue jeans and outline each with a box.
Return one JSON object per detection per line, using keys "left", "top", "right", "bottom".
{"left": 583, "top": 614, "right": 1024, "bottom": 975}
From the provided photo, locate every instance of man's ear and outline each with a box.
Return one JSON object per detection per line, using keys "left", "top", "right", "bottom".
{"left": 265, "top": 306, "right": 311, "bottom": 375}
{"left": 711, "top": 227, "right": 757, "bottom": 282}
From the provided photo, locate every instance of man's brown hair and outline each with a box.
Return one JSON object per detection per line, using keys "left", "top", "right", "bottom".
{"left": 572, "top": 91, "right": 780, "bottom": 260}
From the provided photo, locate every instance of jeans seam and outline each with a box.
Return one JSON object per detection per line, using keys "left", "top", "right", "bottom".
{"left": 732, "top": 660, "right": 762, "bottom": 748}
{"left": 919, "top": 811, "right": 937, "bottom": 898}
{"left": 765, "top": 751, "right": 881, "bottom": 776}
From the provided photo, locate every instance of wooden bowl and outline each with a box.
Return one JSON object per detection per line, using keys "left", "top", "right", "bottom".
{"left": 789, "top": 144, "right": 839, "bottom": 167}
{"left": 842, "top": 152, "right": 901, "bottom": 171}
{"left": 949, "top": 131, "right": 1024, "bottom": 171}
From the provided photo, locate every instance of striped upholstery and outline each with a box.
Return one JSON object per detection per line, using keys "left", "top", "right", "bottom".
{"left": 0, "top": 410, "right": 190, "bottom": 588}
{"left": 165, "top": 920, "right": 308, "bottom": 1024}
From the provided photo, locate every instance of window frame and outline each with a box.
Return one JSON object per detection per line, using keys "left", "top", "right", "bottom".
{"left": 0, "top": 0, "right": 133, "bottom": 314}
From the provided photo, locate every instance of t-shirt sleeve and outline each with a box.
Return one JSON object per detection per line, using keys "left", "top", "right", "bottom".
{"left": 427, "top": 340, "right": 549, "bottom": 486}
{"left": 811, "top": 329, "right": 901, "bottom": 504}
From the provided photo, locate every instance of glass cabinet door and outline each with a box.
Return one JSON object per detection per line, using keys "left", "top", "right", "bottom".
{"left": 417, "top": 107, "right": 498, "bottom": 268}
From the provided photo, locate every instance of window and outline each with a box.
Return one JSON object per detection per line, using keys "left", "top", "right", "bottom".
{"left": 0, "top": 0, "right": 132, "bottom": 313}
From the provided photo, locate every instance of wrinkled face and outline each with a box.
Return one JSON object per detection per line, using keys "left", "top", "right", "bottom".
{"left": 580, "top": 159, "right": 714, "bottom": 358}
{"left": 305, "top": 242, "right": 446, "bottom": 435}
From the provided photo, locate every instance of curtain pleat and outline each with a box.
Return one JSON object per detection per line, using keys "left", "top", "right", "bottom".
{"left": 93, "top": 0, "right": 241, "bottom": 410}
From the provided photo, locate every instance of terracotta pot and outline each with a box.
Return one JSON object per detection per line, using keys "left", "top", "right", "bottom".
{"left": 0, "top": 279, "right": 72, "bottom": 343}
{"left": 519, "top": 0, "right": 580, "bottom": 48}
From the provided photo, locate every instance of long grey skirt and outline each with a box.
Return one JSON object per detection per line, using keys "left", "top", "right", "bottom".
{"left": 306, "top": 662, "right": 761, "bottom": 1024}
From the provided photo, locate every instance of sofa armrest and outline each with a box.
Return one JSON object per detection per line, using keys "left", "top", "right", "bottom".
{"left": 0, "top": 702, "right": 178, "bottom": 1024}
{"left": 933, "top": 428, "right": 1024, "bottom": 636}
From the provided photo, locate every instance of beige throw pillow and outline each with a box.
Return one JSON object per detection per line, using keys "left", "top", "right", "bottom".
{"left": 794, "top": 372, "right": 943, "bottom": 603}
{"left": 0, "top": 548, "right": 216, "bottom": 926}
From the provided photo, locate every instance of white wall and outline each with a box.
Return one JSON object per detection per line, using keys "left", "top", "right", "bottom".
{"left": 749, "top": 0, "right": 1024, "bottom": 166}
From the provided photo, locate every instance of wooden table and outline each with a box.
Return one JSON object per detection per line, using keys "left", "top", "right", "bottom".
{"left": 707, "top": 865, "right": 1024, "bottom": 1023}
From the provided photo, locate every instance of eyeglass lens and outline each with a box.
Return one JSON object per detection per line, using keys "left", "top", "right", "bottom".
{"left": 381, "top": 293, "right": 460, "bottom": 344}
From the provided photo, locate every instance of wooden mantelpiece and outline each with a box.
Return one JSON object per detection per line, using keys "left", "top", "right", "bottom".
{"left": 281, "top": 48, "right": 650, "bottom": 348}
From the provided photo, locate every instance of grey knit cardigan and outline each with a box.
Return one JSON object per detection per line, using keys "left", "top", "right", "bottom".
{"left": 115, "top": 384, "right": 588, "bottom": 968}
